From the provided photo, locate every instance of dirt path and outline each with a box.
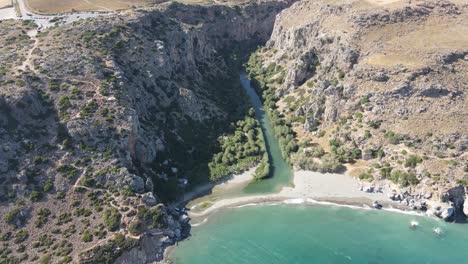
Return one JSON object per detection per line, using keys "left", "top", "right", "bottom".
{"left": 18, "top": 29, "right": 38, "bottom": 73}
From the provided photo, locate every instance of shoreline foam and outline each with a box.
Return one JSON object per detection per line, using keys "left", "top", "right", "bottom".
{"left": 161, "top": 169, "right": 432, "bottom": 264}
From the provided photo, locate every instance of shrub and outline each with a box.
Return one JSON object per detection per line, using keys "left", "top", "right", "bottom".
{"left": 360, "top": 96, "right": 369, "bottom": 105}
{"left": 43, "top": 179, "right": 54, "bottom": 192}
{"left": 319, "top": 154, "right": 345, "bottom": 173}
{"left": 57, "top": 96, "right": 71, "bottom": 111}
{"left": 380, "top": 167, "right": 393, "bottom": 179}
{"left": 0, "top": 232, "right": 11, "bottom": 241}
{"left": 254, "top": 154, "right": 270, "bottom": 179}
{"left": 137, "top": 206, "right": 163, "bottom": 228}
{"left": 364, "top": 130, "right": 371, "bottom": 138}
{"left": 14, "top": 230, "right": 29, "bottom": 244}
{"left": 56, "top": 165, "right": 79, "bottom": 179}
{"left": 4, "top": 208, "right": 22, "bottom": 225}
{"left": 81, "top": 100, "right": 98, "bottom": 117}
{"left": 57, "top": 213, "right": 72, "bottom": 225}
{"left": 128, "top": 220, "right": 143, "bottom": 236}
{"left": 405, "top": 155, "right": 422, "bottom": 168}
{"left": 55, "top": 191, "right": 66, "bottom": 199}
{"left": 358, "top": 173, "right": 373, "bottom": 181}
{"left": 82, "top": 230, "right": 93, "bottom": 243}
{"left": 35, "top": 208, "right": 51, "bottom": 228}
{"left": 384, "top": 131, "right": 402, "bottom": 145}
{"left": 30, "top": 190, "right": 42, "bottom": 202}
{"left": 390, "top": 170, "right": 419, "bottom": 187}
{"left": 103, "top": 208, "right": 121, "bottom": 231}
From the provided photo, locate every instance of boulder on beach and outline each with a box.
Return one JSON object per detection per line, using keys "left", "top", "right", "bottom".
{"left": 372, "top": 201, "right": 382, "bottom": 209}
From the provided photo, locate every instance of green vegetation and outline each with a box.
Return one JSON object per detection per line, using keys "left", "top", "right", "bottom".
{"left": 328, "top": 139, "right": 361, "bottom": 163}
{"left": 246, "top": 50, "right": 298, "bottom": 163}
{"left": 30, "top": 190, "right": 43, "bottom": 202}
{"left": 404, "top": 155, "right": 423, "bottom": 168}
{"left": 82, "top": 230, "right": 93, "bottom": 243}
{"left": 35, "top": 208, "right": 51, "bottom": 228}
{"left": 43, "top": 179, "right": 54, "bottom": 192}
{"left": 137, "top": 206, "right": 164, "bottom": 228}
{"left": 57, "top": 96, "right": 71, "bottom": 111}
{"left": 81, "top": 100, "right": 98, "bottom": 117}
{"left": 103, "top": 208, "right": 121, "bottom": 231}
{"left": 253, "top": 153, "right": 270, "bottom": 179}
{"left": 358, "top": 172, "right": 373, "bottom": 181}
{"left": 56, "top": 165, "right": 79, "bottom": 179}
{"left": 4, "top": 208, "right": 25, "bottom": 226}
{"left": 384, "top": 131, "right": 403, "bottom": 145}
{"left": 14, "top": 230, "right": 29, "bottom": 244}
{"left": 208, "top": 113, "right": 265, "bottom": 181}
{"left": 389, "top": 170, "right": 419, "bottom": 187}
{"left": 128, "top": 220, "right": 143, "bottom": 235}
{"left": 456, "top": 178, "right": 468, "bottom": 186}
{"left": 79, "top": 233, "right": 138, "bottom": 264}
{"left": 57, "top": 213, "right": 72, "bottom": 225}
{"left": 294, "top": 152, "right": 344, "bottom": 173}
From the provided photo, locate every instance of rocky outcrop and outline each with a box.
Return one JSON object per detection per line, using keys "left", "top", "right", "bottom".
{"left": 1, "top": 1, "right": 298, "bottom": 263}
{"left": 249, "top": 0, "right": 467, "bottom": 222}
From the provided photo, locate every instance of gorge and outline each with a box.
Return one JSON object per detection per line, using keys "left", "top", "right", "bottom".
{"left": 0, "top": 0, "right": 466, "bottom": 263}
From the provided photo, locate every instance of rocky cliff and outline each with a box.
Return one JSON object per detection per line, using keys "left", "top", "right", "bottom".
{"left": 0, "top": 1, "right": 294, "bottom": 263}
{"left": 247, "top": 0, "right": 467, "bottom": 221}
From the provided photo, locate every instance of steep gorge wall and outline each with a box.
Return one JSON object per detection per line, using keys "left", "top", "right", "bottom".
{"left": 0, "top": 1, "right": 297, "bottom": 263}
{"left": 248, "top": 0, "right": 467, "bottom": 221}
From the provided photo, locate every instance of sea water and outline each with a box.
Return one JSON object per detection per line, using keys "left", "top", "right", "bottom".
{"left": 170, "top": 204, "right": 468, "bottom": 263}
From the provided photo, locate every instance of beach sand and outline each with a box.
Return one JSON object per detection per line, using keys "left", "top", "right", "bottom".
{"left": 186, "top": 170, "right": 402, "bottom": 220}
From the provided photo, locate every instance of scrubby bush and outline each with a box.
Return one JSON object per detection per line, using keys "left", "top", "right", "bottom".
{"left": 358, "top": 173, "right": 373, "bottom": 181}
{"left": 103, "top": 208, "right": 121, "bottom": 231}
{"left": 43, "top": 179, "right": 54, "bottom": 192}
{"left": 30, "top": 190, "right": 42, "bottom": 202}
{"left": 405, "top": 155, "right": 422, "bottom": 168}
{"left": 35, "top": 208, "right": 51, "bottom": 228}
{"left": 390, "top": 170, "right": 419, "bottom": 187}
{"left": 137, "top": 206, "right": 163, "bottom": 228}
{"left": 254, "top": 154, "right": 270, "bottom": 179}
{"left": 82, "top": 230, "right": 93, "bottom": 243}
{"left": 384, "top": 131, "right": 403, "bottom": 145}
{"left": 56, "top": 165, "right": 79, "bottom": 179}
{"left": 128, "top": 220, "right": 143, "bottom": 236}
{"left": 14, "top": 230, "right": 29, "bottom": 244}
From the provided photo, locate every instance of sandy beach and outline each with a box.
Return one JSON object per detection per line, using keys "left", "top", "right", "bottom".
{"left": 185, "top": 170, "right": 405, "bottom": 220}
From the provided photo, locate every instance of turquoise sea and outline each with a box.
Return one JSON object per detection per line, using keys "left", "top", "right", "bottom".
{"left": 171, "top": 204, "right": 468, "bottom": 264}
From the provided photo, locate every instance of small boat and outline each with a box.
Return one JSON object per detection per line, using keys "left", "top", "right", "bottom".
{"left": 433, "top": 227, "right": 442, "bottom": 236}
{"left": 409, "top": 221, "right": 419, "bottom": 229}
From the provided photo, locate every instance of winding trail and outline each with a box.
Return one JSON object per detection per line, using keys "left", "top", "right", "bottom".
{"left": 18, "top": 28, "right": 38, "bottom": 73}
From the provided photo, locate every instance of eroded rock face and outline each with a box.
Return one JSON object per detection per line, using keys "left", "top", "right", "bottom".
{"left": 247, "top": 0, "right": 467, "bottom": 221}
{"left": 463, "top": 197, "right": 468, "bottom": 216}
{"left": 2, "top": 1, "right": 303, "bottom": 263}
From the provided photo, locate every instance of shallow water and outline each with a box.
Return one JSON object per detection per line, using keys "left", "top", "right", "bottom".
{"left": 239, "top": 73, "right": 293, "bottom": 194}
{"left": 171, "top": 204, "right": 468, "bottom": 264}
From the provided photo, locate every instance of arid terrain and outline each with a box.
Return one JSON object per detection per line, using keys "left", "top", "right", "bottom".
{"left": 0, "top": 0, "right": 466, "bottom": 263}
{"left": 247, "top": 0, "right": 467, "bottom": 219}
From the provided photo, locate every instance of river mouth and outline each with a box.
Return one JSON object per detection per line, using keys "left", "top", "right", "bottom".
{"left": 183, "top": 74, "right": 294, "bottom": 212}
